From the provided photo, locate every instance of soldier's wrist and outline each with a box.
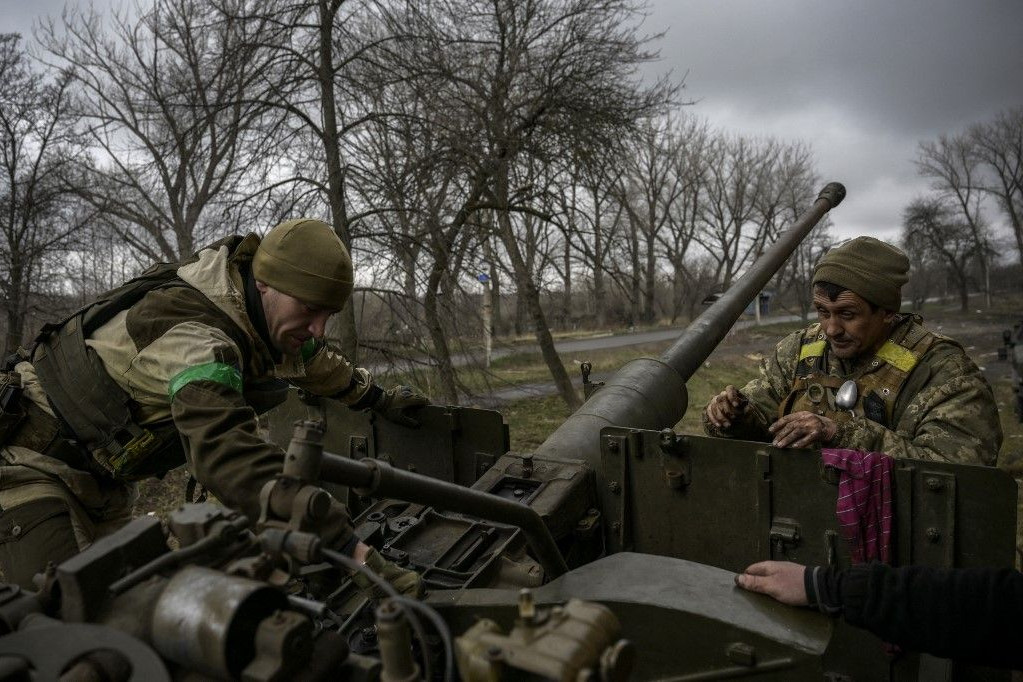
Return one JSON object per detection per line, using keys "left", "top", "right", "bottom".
{"left": 351, "top": 383, "right": 384, "bottom": 411}
{"left": 338, "top": 534, "right": 360, "bottom": 558}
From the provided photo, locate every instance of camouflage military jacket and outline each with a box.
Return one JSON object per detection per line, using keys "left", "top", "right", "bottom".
{"left": 707, "top": 316, "right": 1001, "bottom": 466}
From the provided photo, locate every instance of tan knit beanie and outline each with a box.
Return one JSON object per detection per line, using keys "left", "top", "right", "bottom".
{"left": 812, "top": 236, "right": 909, "bottom": 311}
{"left": 252, "top": 219, "right": 354, "bottom": 309}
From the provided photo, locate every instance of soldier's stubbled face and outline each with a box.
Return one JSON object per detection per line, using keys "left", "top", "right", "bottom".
{"left": 812, "top": 288, "right": 895, "bottom": 361}
{"left": 255, "top": 281, "right": 338, "bottom": 356}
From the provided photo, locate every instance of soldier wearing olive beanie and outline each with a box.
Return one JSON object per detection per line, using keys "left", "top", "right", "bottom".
{"left": 812, "top": 237, "right": 910, "bottom": 311}
{"left": 702, "top": 234, "right": 1000, "bottom": 476}
{"left": 253, "top": 218, "right": 354, "bottom": 310}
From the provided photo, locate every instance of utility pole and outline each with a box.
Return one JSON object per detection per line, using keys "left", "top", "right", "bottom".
{"left": 478, "top": 273, "right": 492, "bottom": 367}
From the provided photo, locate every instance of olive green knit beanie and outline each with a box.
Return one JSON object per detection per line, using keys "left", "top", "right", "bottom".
{"left": 812, "top": 236, "right": 909, "bottom": 311}
{"left": 252, "top": 218, "right": 354, "bottom": 309}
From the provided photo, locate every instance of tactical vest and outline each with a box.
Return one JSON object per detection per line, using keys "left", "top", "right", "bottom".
{"left": 779, "top": 316, "right": 938, "bottom": 428}
{"left": 31, "top": 236, "right": 247, "bottom": 480}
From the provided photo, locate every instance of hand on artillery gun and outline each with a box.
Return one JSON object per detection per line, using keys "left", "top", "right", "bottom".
{"left": 351, "top": 544, "right": 423, "bottom": 599}
{"left": 769, "top": 411, "right": 837, "bottom": 449}
{"left": 373, "top": 385, "right": 430, "bottom": 428}
{"left": 704, "top": 385, "right": 749, "bottom": 429}
{"left": 734, "top": 561, "right": 808, "bottom": 606}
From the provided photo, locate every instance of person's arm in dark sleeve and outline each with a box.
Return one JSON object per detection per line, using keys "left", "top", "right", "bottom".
{"left": 170, "top": 380, "right": 356, "bottom": 550}
{"left": 812, "top": 563, "right": 1023, "bottom": 669}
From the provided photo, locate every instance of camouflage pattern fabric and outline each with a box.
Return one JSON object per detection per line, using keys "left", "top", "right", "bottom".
{"left": 705, "top": 319, "right": 1002, "bottom": 467}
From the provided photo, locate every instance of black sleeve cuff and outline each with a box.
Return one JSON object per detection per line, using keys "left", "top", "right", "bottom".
{"left": 350, "top": 383, "right": 383, "bottom": 411}
{"left": 805, "top": 565, "right": 844, "bottom": 615}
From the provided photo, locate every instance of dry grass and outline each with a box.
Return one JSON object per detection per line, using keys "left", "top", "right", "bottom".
{"left": 136, "top": 304, "right": 1023, "bottom": 521}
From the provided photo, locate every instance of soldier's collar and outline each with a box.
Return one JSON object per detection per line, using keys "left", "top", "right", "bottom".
{"left": 241, "top": 264, "right": 281, "bottom": 364}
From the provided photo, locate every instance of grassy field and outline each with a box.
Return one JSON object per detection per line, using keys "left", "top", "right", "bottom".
{"left": 500, "top": 310, "right": 1023, "bottom": 468}
{"left": 136, "top": 303, "right": 1023, "bottom": 521}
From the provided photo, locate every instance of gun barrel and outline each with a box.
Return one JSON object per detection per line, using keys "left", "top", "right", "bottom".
{"left": 535, "top": 182, "right": 845, "bottom": 468}
{"left": 661, "top": 181, "right": 845, "bottom": 380}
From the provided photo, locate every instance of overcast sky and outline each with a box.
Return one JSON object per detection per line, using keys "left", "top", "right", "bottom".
{"left": 4, "top": 0, "right": 1022, "bottom": 249}
{"left": 646, "top": 0, "right": 1023, "bottom": 245}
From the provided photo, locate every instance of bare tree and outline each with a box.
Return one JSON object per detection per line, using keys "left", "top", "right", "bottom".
{"left": 390, "top": 0, "right": 674, "bottom": 409}
{"left": 903, "top": 197, "right": 975, "bottom": 312}
{"left": 969, "top": 107, "right": 1023, "bottom": 277}
{"left": 901, "top": 224, "right": 940, "bottom": 312}
{"left": 243, "top": 0, "right": 414, "bottom": 358}
{"left": 0, "top": 34, "right": 87, "bottom": 354}
{"left": 567, "top": 149, "right": 626, "bottom": 329}
{"left": 617, "top": 117, "right": 687, "bottom": 324}
{"left": 695, "top": 133, "right": 773, "bottom": 288}
{"left": 656, "top": 115, "right": 710, "bottom": 323}
{"left": 782, "top": 221, "right": 832, "bottom": 321}
{"left": 917, "top": 132, "right": 993, "bottom": 307}
{"left": 757, "top": 142, "right": 818, "bottom": 317}
{"left": 40, "top": 0, "right": 280, "bottom": 262}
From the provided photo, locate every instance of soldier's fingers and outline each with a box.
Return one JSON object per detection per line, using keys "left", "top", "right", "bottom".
{"left": 772, "top": 421, "right": 802, "bottom": 446}
{"left": 768, "top": 416, "right": 787, "bottom": 434}
{"left": 724, "top": 385, "right": 743, "bottom": 407}
{"left": 741, "top": 561, "right": 775, "bottom": 577}
{"left": 781, "top": 420, "right": 818, "bottom": 448}
{"left": 734, "top": 572, "right": 761, "bottom": 592}
{"left": 790, "top": 431, "right": 820, "bottom": 449}
{"left": 712, "top": 398, "right": 738, "bottom": 424}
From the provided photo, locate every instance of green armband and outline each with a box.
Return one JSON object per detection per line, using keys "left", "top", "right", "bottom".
{"left": 168, "top": 362, "right": 243, "bottom": 399}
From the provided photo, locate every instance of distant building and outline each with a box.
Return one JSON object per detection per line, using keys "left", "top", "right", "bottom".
{"left": 701, "top": 290, "right": 773, "bottom": 317}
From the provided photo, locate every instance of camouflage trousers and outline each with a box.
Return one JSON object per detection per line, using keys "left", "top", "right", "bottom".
{"left": 0, "top": 446, "right": 135, "bottom": 589}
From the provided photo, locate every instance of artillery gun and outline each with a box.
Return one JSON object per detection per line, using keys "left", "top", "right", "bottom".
{"left": 0, "top": 184, "right": 1015, "bottom": 681}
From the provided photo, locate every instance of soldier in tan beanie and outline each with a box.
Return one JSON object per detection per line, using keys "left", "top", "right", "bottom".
{"left": 703, "top": 236, "right": 1000, "bottom": 468}
{"left": 0, "top": 218, "right": 426, "bottom": 597}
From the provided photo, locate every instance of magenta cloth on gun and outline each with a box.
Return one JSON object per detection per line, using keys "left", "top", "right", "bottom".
{"left": 820, "top": 448, "right": 894, "bottom": 564}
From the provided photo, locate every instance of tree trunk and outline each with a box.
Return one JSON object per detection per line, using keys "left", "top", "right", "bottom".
{"left": 670, "top": 257, "right": 684, "bottom": 324}
{"left": 316, "top": 2, "right": 358, "bottom": 360}
{"left": 483, "top": 234, "right": 501, "bottom": 334}
{"left": 3, "top": 260, "right": 25, "bottom": 356}
{"left": 563, "top": 235, "right": 572, "bottom": 329}
{"left": 628, "top": 216, "right": 641, "bottom": 327}
{"left": 643, "top": 224, "right": 657, "bottom": 323}
{"left": 494, "top": 168, "right": 580, "bottom": 410}
{"left": 980, "top": 252, "right": 991, "bottom": 308}
{"left": 592, "top": 211, "right": 606, "bottom": 328}
{"left": 956, "top": 273, "right": 969, "bottom": 313}
{"left": 423, "top": 264, "right": 459, "bottom": 404}
{"left": 4, "top": 308, "right": 20, "bottom": 358}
